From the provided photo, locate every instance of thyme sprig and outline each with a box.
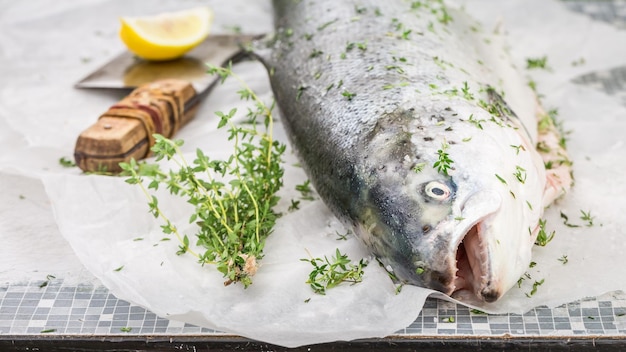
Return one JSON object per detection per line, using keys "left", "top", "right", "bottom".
{"left": 120, "top": 64, "right": 286, "bottom": 288}
{"left": 301, "top": 249, "right": 368, "bottom": 295}
{"left": 534, "top": 219, "right": 555, "bottom": 247}
{"left": 434, "top": 141, "right": 454, "bottom": 176}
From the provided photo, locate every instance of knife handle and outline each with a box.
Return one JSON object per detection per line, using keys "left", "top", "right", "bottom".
{"left": 74, "top": 79, "right": 199, "bottom": 173}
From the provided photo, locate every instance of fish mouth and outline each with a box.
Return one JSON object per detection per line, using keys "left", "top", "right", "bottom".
{"left": 451, "top": 220, "right": 501, "bottom": 303}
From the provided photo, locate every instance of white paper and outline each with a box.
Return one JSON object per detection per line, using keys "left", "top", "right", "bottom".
{"left": 2, "top": 0, "right": 626, "bottom": 347}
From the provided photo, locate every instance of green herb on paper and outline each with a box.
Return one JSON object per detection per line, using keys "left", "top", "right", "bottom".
{"left": 59, "top": 157, "right": 76, "bottom": 168}
{"left": 120, "top": 63, "right": 286, "bottom": 288}
{"left": 526, "top": 279, "right": 545, "bottom": 297}
{"left": 296, "top": 179, "right": 315, "bottom": 201}
{"left": 301, "top": 249, "right": 367, "bottom": 295}
{"left": 39, "top": 274, "right": 56, "bottom": 288}
{"left": 580, "top": 210, "right": 595, "bottom": 227}
{"left": 526, "top": 56, "right": 549, "bottom": 70}
{"left": 534, "top": 219, "right": 555, "bottom": 247}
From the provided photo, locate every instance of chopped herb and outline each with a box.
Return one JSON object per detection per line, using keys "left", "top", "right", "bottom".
{"left": 510, "top": 144, "right": 525, "bottom": 154}
{"left": 536, "top": 141, "right": 551, "bottom": 153}
{"left": 401, "top": 29, "right": 412, "bottom": 40}
{"left": 514, "top": 166, "right": 527, "bottom": 184}
{"left": 288, "top": 199, "right": 301, "bottom": 212}
{"left": 39, "top": 274, "right": 56, "bottom": 288}
{"left": 40, "top": 329, "right": 56, "bottom": 333}
{"left": 413, "top": 162, "right": 426, "bottom": 173}
{"left": 309, "top": 49, "right": 323, "bottom": 58}
{"left": 114, "top": 265, "right": 124, "bottom": 272}
{"left": 467, "top": 114, "right": 484, "bottom": 129}
{"left": 526, "top": 56, "right": 549, "bottom": 70}
{"left": 304, "top": 298, "right": 311, "bottom": 303}
{"left": 296, "top": 85, "right": 306, "bottom": 101}
{"left": 544, "top": 160, "right": 553, "bottom": 170}
{"left": 336, "top": 231, "right": 350, "bottom": 241}
{"left": 296, "top": 180, "right": 315, "bottom": 201}
{"left": 529, "top": 261, "right": 537, "bottom": 268}
{"left": 433, "top": 141, "right": 454, "bottom": 176}
{"left": 342, "top": 90, "right": 357, "bottom": 101}
{"left": 461, "top": 81, "right": 474, "bottom": 100}
{"left": 560, "top": 211, "right": 580, "bottom": 228}
{"left": 385, "top": 65, "right": 405, "bottom": 74}
{"left": 526, "top": 279, "right": 545, "bottom": 297}
{"left": 301, "top": 249, "right": 368, "bottom": 295}
{"left": 59, "top": 157, "right": 76, "bottom": 168}
{"left": 470, "top": 309, "right": 486, "bottom": 315}
{"left": 462, "top": 137, "right": 472, "bottom": 142}
{"left": 526, "top": 201, "right": 533, "bottom": 211}
{"left": 317, "top": 19, "right": 337, "bottom": 31}
{"left": 534, "top": 219, "right": 555, "bottom": 247}
{"left": 495, "top": 174, "right": 507, "bottom": 185}
{"left": 442, "top": 316, "right": 455, "bottom": 323}
{"left": 120, "top": 327, "right": 133, "bottom": 333}
{"left": 558, "top": 255, "right": 568, "bottom": 264}
{"left": 580, "top": 210, "right": 595, "bottom": 227}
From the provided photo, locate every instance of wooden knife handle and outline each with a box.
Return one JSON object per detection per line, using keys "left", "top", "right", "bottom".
{"left": 74, "top": 79, "right": 199, "bottom": 173}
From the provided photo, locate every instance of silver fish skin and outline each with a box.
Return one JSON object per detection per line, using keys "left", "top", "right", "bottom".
{"left": 259, "top": 0, "right": 552, "bottom": 303}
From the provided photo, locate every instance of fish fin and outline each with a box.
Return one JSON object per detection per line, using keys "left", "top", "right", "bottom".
{"left": 485, "top": 86, "right": 519, "bottom": 122}
{"left": 485, "top": 85, "right": 534, "bottom": 141}
{"left": 535, "top": 105, "right": 574, "bottom": 207}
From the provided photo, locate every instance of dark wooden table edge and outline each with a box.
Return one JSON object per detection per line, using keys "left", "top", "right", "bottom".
{"left": 2, "top": 334, "right": 626, "bottom": 351}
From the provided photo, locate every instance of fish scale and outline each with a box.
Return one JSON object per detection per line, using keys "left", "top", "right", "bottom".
{"left": 257, "top": 0, "right": 565, "bottom": 303}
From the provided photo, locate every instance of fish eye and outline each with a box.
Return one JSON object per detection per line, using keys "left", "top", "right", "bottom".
{"left": 424, "top": 181, "right": 451, "bottom": 201}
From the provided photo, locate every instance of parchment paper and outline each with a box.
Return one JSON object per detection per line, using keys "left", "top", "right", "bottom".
{"left": 1, "top": 0, "right": 626, "bottom": 347}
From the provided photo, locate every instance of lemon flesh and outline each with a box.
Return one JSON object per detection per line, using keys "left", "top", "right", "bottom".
{"left": 120, "top": 7, "right": 213, "bottom": 61}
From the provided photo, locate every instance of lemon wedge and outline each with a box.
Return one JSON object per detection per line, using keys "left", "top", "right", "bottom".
{"left": 119, "top": 7, "right": 213, "bottom": 61}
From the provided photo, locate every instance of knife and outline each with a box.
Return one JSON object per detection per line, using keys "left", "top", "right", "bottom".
{"left": 74, "top": 34, "right": 258, "bottom": 173}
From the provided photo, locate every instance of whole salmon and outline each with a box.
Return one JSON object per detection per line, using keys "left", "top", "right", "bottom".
{"left": 257, "top": 0, "right": 571, "bottom": 302}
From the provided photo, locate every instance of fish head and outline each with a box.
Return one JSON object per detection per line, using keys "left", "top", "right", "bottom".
{"left": 355, "top": 107, "right": 544, "bottom": 303}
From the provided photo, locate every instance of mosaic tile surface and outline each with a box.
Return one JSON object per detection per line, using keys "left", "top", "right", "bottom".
{"left": 1, "top": 279, "right": 626, "bottom": 337}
